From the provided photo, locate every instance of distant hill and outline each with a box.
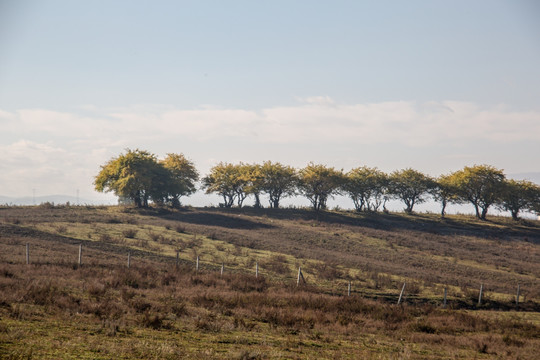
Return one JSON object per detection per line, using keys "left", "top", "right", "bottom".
{"left": 0, "top": 195, "right": 104, "bottom": 206}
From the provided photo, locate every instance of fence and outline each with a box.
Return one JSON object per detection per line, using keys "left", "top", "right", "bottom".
{"left": 21, "top": 242, "right": 530, "bottom": 310}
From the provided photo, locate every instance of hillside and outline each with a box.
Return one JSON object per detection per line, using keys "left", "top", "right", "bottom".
{"left": 1, "top": 205, "right": 539, "bottom": 359}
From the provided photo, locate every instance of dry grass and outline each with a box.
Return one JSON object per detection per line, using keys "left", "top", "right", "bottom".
{"left": 0, "top": 205, "right": 539, "bottom": 358}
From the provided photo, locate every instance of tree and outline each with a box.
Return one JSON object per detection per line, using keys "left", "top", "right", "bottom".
{"left": 449, "top": 165, "right": 505, "bottom": 220}
{"left": 388, "top": 168, "right": 434, "bottom": 213}
{"left": 260, "top": 161, "right": 297, "bottom": 209}
{"left": 233, "top": 163, "right": 254, "bottom": 208}
{"left": 202, "top": 162, "right": 247, "bottom": 208}
{"left": 297, "top": 163, "right": 343, "bottom": 211}
{"left": 94, "top": 149, "right": 161, "bottom": 208}
{"left": 343, "top": 166, "right": 388, "bottom": 212}
{"left": 497, "top": 179, "right": 540, "bottom": 220}
{"left": 160, "top": 153, "right": 199, "bottom": 208}
{"left": 431, "top": 174, "right": 462, "bottom": 217}
{"left": 243, "top": 164, "right": 265, "bottom": 208}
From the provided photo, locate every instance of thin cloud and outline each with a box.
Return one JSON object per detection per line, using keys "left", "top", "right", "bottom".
{"left": 1, "top": 100, "right": 539, "bottom": 197}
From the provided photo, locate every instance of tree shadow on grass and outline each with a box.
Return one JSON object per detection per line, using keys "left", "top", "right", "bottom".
{"left": 151, "top": 208, "right": 276, "bottom": 230}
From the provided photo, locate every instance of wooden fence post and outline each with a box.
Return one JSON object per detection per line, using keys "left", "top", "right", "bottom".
{"left": 516, "top": 285, "right": 520, "bottom": 307}
{"left": 196, "top": 255, "right": 199, "bottom": 272}
{"left": 443, "top": 287, "right": 447, "bottom": 308}
{"left": 478, "top": 284, "right": 483, "bottom": 306}
{"left": 26, "top": 243, "right": 29, "bottom": 265}
{"left": 348, "top": 281, "right": 351, "bottom": 296}
{"left": 397, "top": 282, "right": 406, "bottom": 305}
{"left": 296, "top": 266, "right": 306, "bottom": 286}
{"left": 175, "top": 250, "right": 179, "bottom": 268}
{"left": 255, "top": 262, "right": 259, "bottom": 278}
{"left": 127, "top": 252, "right": 131, "bottom": 268}
{"left": 220, "top": 263, "right": 224, "bottom": 277}
{"left": 78, "top": 244, "right": 82, "bottom": 267}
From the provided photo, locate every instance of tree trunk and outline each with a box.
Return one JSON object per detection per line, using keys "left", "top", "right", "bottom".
{"left": 440, "top": 199, "right": 447, "bottom": 218}
{"left": 480, "top": 207, "right": 488, "bottom": 220}
{"left": 511, "top": 210, "right": 519, "bottom": 221}
{"left": 474, "top": 204, "right": 481, "bottom": 219}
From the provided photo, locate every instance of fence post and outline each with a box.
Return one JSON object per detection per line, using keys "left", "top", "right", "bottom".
{"left": 175, "top": 250, "right": 179, "bottom": 268}
{"left": 348, "top": 281, "right": 351, "bottom": 296}
{"left": 397, "top": 282, "right": 406, "bottom": 305}
{"left": 296, "top": 266, "right": 306, "bottom": 286}
{"left": 127, "top": 252, "right": 131, "bottom": 268}
{"left": 516, "top": 285, "right": 520, "bottom": 307}
{"left": 443, "top": 287, "right": 447, "bottom": 309}
{"left": 220, "top": 263, "right": 224, "bottom": 277}
{"left": 255, "top": 262, "right": 259, "bottom": 278}
{"left": 196, "top": 255, "right": 199, "bottom": 272}
{"left": 78, "top": 244, "right": 82, "bottom": 267}
{"left": 26, "top": 243, "right": 30, "bottom": 265}
{"left": 478, "top": 284, "right": 483, "bottom": 306}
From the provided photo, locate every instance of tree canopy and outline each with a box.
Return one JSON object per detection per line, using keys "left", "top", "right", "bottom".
{"left": 343, "top": 166, "right": 388, "bottom": 212}
{"left": 497, "top": 179, "right": 540, "bottom": 220}
{"left": 201, "top": 162, "right": 242, "bottom": 208}
{"left": 431, "top": 174, "right": 463, "bottom": 217}
{"left": 160, "top": 153, "right": 199, "bottom": 208}
{"left": 449, "top": 165, "right": 505, "bottom": 220}
{"left": 94, "top": 149, "right": 198, "bottom": 208}
{"left": 94, "top": 151, "right": 540, "bottom": 219}
{"left": 260, "top": 161, "right": 297, "bottom": 209}
{"left": 388, "top": 168, "right": 434, "bottom": 213}
{"left": 297, "top": 163, "right": 343, "bottom": 211}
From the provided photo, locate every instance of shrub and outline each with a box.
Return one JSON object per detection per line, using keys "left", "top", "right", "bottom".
{"left": 122, "top": 229, "right": 138, "bottom": 239}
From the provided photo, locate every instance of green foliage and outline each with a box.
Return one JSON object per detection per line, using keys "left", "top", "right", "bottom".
{"left": 160, "top": 153, "right": 199, "bottom": 208}
{"left": 431, "top": 174, "right": 463, "bottom": 217}
{"left": 343, "top": 166, "right": 388, "bottom": 212}
{"left": 297, "top": 163, "right": 344, "bottom": 210}
{"left": 94, "top": 149, "right": 198, "bottom": 208}
{"left": 260, "top": 161, "right": 297, "bottom": 209}
{"left": 497, "top": 179, "right": 540, "bottom": 220}
{"left": 387, "top": 168, "right": 435, "bottom": 213}
{"left": 202, "top": 162, "right": 244, "bottom": 207}
{"left": 94, "top": 149, "right": 161, "bottom": 207}
{"left": 449, "top": 165, "right": 505, "bottom": 220}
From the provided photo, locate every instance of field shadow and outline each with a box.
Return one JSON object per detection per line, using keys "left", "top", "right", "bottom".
{"left": 150, "top": 208, "right": 275, "bottom": 230}
{"left": 219, "top": 207, "right": 540, "bottom": 242}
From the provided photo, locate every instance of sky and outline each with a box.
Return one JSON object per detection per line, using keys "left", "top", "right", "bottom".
{"left": 1, "top": 0, "right": 540, "bottom": 209}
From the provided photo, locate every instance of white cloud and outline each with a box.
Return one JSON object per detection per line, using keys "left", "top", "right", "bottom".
{"left": 1, "top": 100, "right": 539, "bottom": 198}
{"left": 3, "top": 100, "right": 540, "bottom": 147}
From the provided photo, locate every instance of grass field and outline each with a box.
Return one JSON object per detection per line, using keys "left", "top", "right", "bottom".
{"left": 0, "top": 204, "right": 539, "bottom": 359}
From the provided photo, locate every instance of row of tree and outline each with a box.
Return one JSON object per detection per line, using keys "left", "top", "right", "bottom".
{"left": 94, "top": 149, "right": 540, "bottom": 220}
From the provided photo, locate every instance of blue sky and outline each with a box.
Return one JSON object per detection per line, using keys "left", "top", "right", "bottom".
{"left": 1, "top": 0, "right": 539, "bottom": 208}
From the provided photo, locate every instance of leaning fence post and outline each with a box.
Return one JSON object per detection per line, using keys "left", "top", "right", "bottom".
{"left": 296, "top": 266, "right": 306, "bottom": 286}
{"left": 127, "top": 252, "right": 131, "bottom": 268}
{"left": 516, "top": 285, "right": 520, "bottom": 307}
{"left": 443, "top": 287, "right": 447, "bottom": 308}
{"left": 478, "top": 284, "right": 483, "bottom": 306}
{"left": 26, "top": 243, "right": 30, "bottom": 265}
{"left": 78, "top": 244, "right": 83, "bottom": 267}
{"left": 397, "top": 282, "right": 406, "bottom": 305}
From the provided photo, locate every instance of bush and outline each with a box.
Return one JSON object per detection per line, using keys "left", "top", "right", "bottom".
{"left": 122, "top": 229, "right": 138, "bottom": 239}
